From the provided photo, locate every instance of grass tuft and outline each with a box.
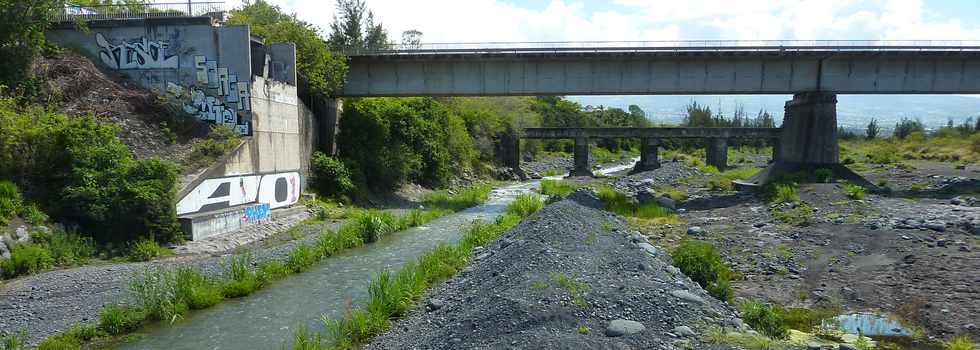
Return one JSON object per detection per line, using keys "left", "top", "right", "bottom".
{"left": 945, "top": 335, "right": 977, "bottom": 350}
{"left": 671, "top": 240, "right": 733, "bottom": 302}
{"left": 507, "top": 193, "right": 543, "bottom": 219}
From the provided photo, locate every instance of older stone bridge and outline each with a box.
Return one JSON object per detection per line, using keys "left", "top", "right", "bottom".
{"left": 516, "top": 127, "right": 782, "bottom": 176}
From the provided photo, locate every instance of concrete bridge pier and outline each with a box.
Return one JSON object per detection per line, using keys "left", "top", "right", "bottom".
{"left": 706, "top": 138, "right": 729, "bottom": 171}
{"left": 631, "top": 137, "right": 661, "bottom": 173}
{"left": 570, "top": 136, "right": 594, "bottom": 177}
{"left": 738, "top": 91, "right": 874, "bottom": 188}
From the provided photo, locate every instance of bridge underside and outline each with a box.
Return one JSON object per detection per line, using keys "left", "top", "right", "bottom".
{"left": 343, "top": 50, "right": 980, "bottom": 96}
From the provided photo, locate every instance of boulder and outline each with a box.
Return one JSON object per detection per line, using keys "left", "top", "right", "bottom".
{"left": 605, "top": 319, "right": 645, "bottom": 337}
{"left": 636, "top": 242, "right": 659, "bottom": 256}
{"left": 655, "top": 196, "right": 677, "bottom": 210}
{"left": 14, "top": 226, "right": 29, "bottom": 242}
{"left": 0, "top": 240, "right": 9, "bottom": 260}
{"left": 672, "top": 325, "right": 696, "bottom": 337}
{"left": 670, "top": 290, "right": 705, "bottom": 304}
{"left": 686, "top": 226, "right": 705, "bottom": 236}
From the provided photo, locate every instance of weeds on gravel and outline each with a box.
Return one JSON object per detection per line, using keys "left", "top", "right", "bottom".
{"left": 739, "top": 299, "right": 790, "bottom": 340}
{"left": 670, "top": 240, "right": 733, "bottom": 302}
{"left": 539, "top": 179, "right": 581, "bottom": 198}
{"left": 549, "top": 272, "right": 589, "bottom": 307}
{"left": 1, "top": 331, "right": 26, "bottom": 350}
{"left": 773, "top": 202, "right": 814, "bottom": 227}
{"left": 126, "top": 239, "right": 172, "bottom": 262}
{"left": 764, "top": 182, "right": 800, "bottom": 204}
{"left": 703, "top": 326, "right": 783, "bottom": 350}
{"left": 945, "top": 335, "right": 977, "bottom": 350}
{"left": 322, "top": 199, "right": 539, "bottom": 349}
{"left": 507, "top": 193, "right": 543, "bottom": 218}
{"left": 843, "top": 183, "right": 866, "bottom": 200}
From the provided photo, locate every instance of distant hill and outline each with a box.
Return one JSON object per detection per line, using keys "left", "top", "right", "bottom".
{"left": 569, "top": 95, "right": 980, "bottom": 132}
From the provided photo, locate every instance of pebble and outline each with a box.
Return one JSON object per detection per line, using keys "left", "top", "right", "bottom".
{"left": 669, "top": 290, "right": 705, "bottom": 304}
{"left": 686, "top": 226, "right": 705, "bottom": 236}
{"left": 605, "top": 319, "right": 645, "bottom": 337}
{"left": 672, "top": 325, "right": 696, "bottom": 337}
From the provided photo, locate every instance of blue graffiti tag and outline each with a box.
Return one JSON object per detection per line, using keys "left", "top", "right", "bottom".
{"left": 242, "top": 203, "right": 271, "bottom": 223}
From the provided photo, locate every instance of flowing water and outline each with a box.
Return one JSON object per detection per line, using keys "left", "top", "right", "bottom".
{"left": 119, "top": 181, "right": 539, "bottom": 350}
{"left": 119, "top": 160, "right": 637, "bottom": 349}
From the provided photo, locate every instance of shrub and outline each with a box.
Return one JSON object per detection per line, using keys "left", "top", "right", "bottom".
{"left": 184, "top": 124, "right": 241, "bottom": 171}
{"left": 286, "top": 244, "right": 320, "bottom": 273}
{"left": 0, "top": 180, "right": 22, "bottom": 226}
{"left": 353, "top": 210, "right": 398, "bottom": 243}
{"left": 220, "top": 255, "right": 260, "bottom": 298}
{"left": 1, "top": 242, "right": 54, "bottom": 278}
{"left": 945, "top": 335, "right": 976, "bottom": 350}
{"left": 172, "top": 267, "right": 223, "bottom": 309}
{"left": 670, "top": 240, "right": 733, "bottom": 302}
{"left": 310, "top": 151, "right": 355, "bottom": 198}
{"left": 98, "top": 304, "right": 143, "bottom": 335}
{"left": 34, "top": 229, "right": 95, "bottom": 266}
{"left": 843, "top": 183, "right": 866, "bottom": 200}
{"left": 506, "top": 193, "right": 543, "bottom": 219}
{"left": 866, "top": 142, "right": 901, "bottom": 164}
{"left": 814, "top": 168, "right": 833, "bottom": 183}
{"left": 127, "top": 239, "right": 171, "bottom": 262}
{"left": 894, "top": 118, "right": 925, "bottom": 139}
{"left": 738, "top": 299, "right": 789, "bottom": 340}
{"left": 763, "top": 182, "right": 799, "bottom": 204}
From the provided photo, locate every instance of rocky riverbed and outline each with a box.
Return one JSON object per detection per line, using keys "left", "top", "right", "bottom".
{"left": 366, "top": 192, "right": 747, "bottom": 350}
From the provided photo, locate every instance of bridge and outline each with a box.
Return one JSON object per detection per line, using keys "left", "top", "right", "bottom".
{"left": 340, "top": 41, "right": 980, "bottom": 185}
{"left": 519, "top": 127, "right": 781, "bottom": 176}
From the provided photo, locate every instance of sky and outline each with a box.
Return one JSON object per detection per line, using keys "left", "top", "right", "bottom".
{"left": 227, "top": 0, "right": 980, "bottom": 43}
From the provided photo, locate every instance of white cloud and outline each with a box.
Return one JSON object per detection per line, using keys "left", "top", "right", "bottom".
{"left": 227, "top": 0, "right": 980, "bottom": 44}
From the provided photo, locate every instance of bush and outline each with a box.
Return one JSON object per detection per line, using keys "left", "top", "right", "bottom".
{"left": 220, "top": 255, "right": 260, "bottom": 298}
{"left": 310, "top": 151, "right": 355, "bottom": 198}
{"left": 738, "top": 299, "right": 789, "bottom": 340}
{"left": 0, "top": 101, "right": 181, "bottom": 243}
{"left": 506, "top": 193, "right": 543, "bottom": 219}
{"left": 1, "top": 242, "right": 54, "bottom": 278}
{"left": 98, "top": 304, "right": 143, "bottom": 335}
{"left": 763, "top": 182, "right": 799, "bottom": 204}
{"left": 843, "top": 183, "right": 866, "bottom": 199}
{"left": 286, "top": 244, "right": 320, "bottom": 273}
{"left": 0, "top": 180, "right": 22, "bottom": 226}
{"left": 894, "top": 118, "right": 925, "bottom": 139}
{"left": 35, "top": 229, "right": 95, "bottom": 266}
{"left": 671, "top": 240, "right": 733, "bottom": 302}
{"left": 127, "top": 239, "right": 171, "bottom": 262}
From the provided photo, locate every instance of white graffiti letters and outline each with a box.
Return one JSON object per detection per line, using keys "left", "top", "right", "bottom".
{"left": 176, "top": 172, "right": 301, "bottom": 216}
{"left": 96, "top": 33, "right": 178, "bottom": 70}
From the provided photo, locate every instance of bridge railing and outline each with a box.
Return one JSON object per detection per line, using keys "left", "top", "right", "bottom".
{"left": 54, "top": 2, "right": 224, "bottom": 22}
{"left": 345, "top": 40, "right": 980, "bottom": 56}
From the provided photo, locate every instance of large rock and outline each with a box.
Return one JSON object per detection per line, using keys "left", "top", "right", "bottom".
{"left": 670, "top": 290, "right": 705, "bottom": 304}
{"left": 672, "top": 325, "right": 696, "bottom": 337}
{"left": 14, "top": 226, "right": 30, "bottom": 242}
{"left": 0, "top": 240, "right": 9, "bottom": 260}
{"left": 655, "top": 196, "right": 677, "bottom": 210}
{"left": 605, "top": 319, "right": 646, "bottom": 337}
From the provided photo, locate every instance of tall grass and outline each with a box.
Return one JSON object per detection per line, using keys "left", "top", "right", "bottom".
{"left": 764, "top": 183, "right": 800, "bottom": 204}
{"left": 220, "top": 255, "right": 261, "bottom": 298}
{"left": 321, "top": 198, "right": 539, "bottom": 349}
{"left": 539, "top": 179, "right": 580, "bottom": 198}
{"left": 422, "top": 184, "right": 493, "bottom": 212}
{"left": 506, "top": 193, "right": 543, "bottom": 218}
{"left": 1, "top": 331, "right": 26, "bottom": 350}
{"left": 945, "top": 335, "right": 977, "bottom": 350}
{"left": 596, "top": 186, "right": 673, "bottom": 219}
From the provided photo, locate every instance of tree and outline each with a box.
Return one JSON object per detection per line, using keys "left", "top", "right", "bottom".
{"left": 627, "top": 104, "right": 646, "bottom": 119}
{"left": 893, "top": 117, "right": 924, "bottom": 139}
{"left": 401, "top": 29, "right": 422, "bottom": 49}
{"left": 327, "top": 0, "right": 390, "bottom": 52}
{"left": 0, "top": 0, "right": 65, "bottom": 90}
{"left": 865, "top": 118, "right": 880, "bottom": 140}
{"left": 229, "top": 0, "right": 348, "bottom": 96}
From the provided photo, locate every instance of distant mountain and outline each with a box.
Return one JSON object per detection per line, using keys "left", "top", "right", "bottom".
{"left": 569, "top": 95, "right": 980, "bottom": 131}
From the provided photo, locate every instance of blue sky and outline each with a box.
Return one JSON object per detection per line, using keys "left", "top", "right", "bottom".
{"left": 253, "top": 0, "right": 980, "bottom": 43}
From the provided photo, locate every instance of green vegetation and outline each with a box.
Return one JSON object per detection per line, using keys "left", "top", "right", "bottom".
{"left": 506, "top": 193, "right": 543, "bottom": 218}
{"left": 98, "top": 305, "right": 143, "bottom": 335}
{"left": 597, "top": 186, "right": 674, "bottom": 220}
{"left": 0, "top": 331, "right": 26, "bottom": 350}
{"left": 541, "top": 168, "right": 565, "bottom": 177}
{"left": 764, "top": 182, "right": 800, "bottom": 204}
{"left": 126, "top": 239, "right": 172, "bottom": 262}
{"left": 738, "top": 299, "right": 789, "bottom": 340}
{"left": 773, "top": 202, "right": 814, "bottom": 226}
{"left": 577, "top": 325, "right": 590, "bottom": 334}
{"left": 321, "top": 197, "right": 539, "bottom": 349}
{"left": 945, "top": 335, "right": 977, "bottom": 350}
{"left": 0, "top": 96, "right": 180, "bottom": 243}
{"left": 549, "top": 272, "right": 589, "bottom": 307}
{"left": 682, "top": 166, "right": 760, "bottom": 191}
{"left": 310, "top": 152, "right": 357, "bottom": 200}
{"left": 1, "top": 242, "right": 53, "bottom": 278}
{"left": 220, "top": 255, "right": 261, "bottom": 298}
{"left": 670, "top": 240, "right": 733, "bottom": 302}
{"left": 539, "top": 179, "right": 581, "bottom": 198}
{"left": 703, "top": 326, "right": 781, "bottom": 350}
{"left": 421, "top": 184, "right": 493, "bottom": 212}
{"left": 183, "top": 125, "right": 241, "bottom": 171}
{"left": 843, "top": 183, "right": 866, "bottom": 200}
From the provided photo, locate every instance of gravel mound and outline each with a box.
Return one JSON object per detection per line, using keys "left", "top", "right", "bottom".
{"left": 610, "top": 161, "right": 703, "bottom": 195}
{"left": 367, "top": 194, "right": 743, "bottom": 350}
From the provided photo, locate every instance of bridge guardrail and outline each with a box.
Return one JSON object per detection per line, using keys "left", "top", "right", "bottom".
{"left": 344, "top": 40, "right": 980, "bottom": 56}
{"left": 55, "top": 2, "right": 224, "bottom": 22}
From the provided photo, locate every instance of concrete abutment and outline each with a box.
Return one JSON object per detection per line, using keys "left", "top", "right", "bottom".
{"left": 631, "top": 137, "right": 661, "bottom": 173}
{"left": 706, "top": 138, "right": 729, "bottom": 171}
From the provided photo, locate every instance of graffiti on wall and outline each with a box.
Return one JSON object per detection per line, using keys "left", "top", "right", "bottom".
{"left": 94, "top": 33, "right": 251, "bottom": 136}
{"left": 180, "top": 55, "right": 251, "bottom": 135}
{"left": 243, "top": 203, "right": 271, "bottom": 224}
{"left": 95, "top": 33, "right": 178, "bottom": 70}
{"left": 176, "top": 172, "right": 300, "bottom": 216}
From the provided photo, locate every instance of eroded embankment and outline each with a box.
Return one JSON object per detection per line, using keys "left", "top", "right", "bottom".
{"left": 367, "top": 193, "right": 745, "bottom": 349}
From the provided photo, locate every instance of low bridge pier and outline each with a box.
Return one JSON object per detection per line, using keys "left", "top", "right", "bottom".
{"left": 521, "top": 127, "right": 780, "bottom": 177}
